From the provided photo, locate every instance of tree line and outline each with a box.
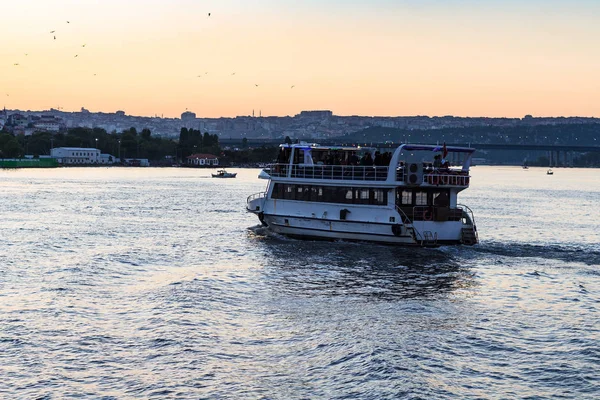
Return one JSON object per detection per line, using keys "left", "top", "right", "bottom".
{"left": 0, "top": 127, "right": 222, "bottom": 163}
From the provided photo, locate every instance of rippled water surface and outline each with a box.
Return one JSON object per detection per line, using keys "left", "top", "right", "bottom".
{"left": 1, "top": 166, "right": 599, "bottom": 399}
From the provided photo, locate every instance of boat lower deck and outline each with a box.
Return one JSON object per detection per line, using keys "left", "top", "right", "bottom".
{"left": 261, "top": 214, "right": 467, "bottom": 247}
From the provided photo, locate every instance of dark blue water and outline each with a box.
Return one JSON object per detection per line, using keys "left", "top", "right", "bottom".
{"left": 1, "top": 167, "right": 598, "bottom": 398}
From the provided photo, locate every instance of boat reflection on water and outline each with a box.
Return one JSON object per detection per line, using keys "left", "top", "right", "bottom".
{"left": 248, "top": 225, "right": 476, "bottom": 300}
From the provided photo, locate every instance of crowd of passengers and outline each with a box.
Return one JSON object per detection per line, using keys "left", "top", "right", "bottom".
{"left": 277, "top": 149, "right": 394, "bottom": 167}
{"left": 334, "top": 151, "right": 393, "bottom": 166}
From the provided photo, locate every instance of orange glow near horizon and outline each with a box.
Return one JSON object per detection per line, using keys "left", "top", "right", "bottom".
{"left": 1, "top": 1, "right": 599, "bottom": 118}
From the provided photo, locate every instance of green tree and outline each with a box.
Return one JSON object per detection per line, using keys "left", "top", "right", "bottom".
{"left": 0, "top": 134, "right": 23, "bottom": 158}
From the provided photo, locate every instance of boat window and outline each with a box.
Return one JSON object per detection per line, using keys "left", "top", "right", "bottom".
{"left": 355, "top": 188, "right": 370, "bottom": 205}
{"left": 415, "top": 191, "right": 428, "bottom": 206}
{"left": 345, "top": 189, "right": 354, "bottom": 202}
{"left": 401, "top": 190, "right": 412, "bottom": 205}
{"left": 284, "top": 185, "right": 295, "bottom": 200}
{"left": 373, "top": 189, "right": 385, "bottom": 205}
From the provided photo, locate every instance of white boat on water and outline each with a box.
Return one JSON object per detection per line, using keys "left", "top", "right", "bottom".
{"left": 212, "top": 169, "right": 237, "bottom": 178}
{"left": 246, "top": 143, "right": 478, "bottom": 247}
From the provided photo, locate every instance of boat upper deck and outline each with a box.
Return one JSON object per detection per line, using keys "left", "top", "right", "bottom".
{"left": 269, "top": 143, "right": 475, "bottom": 187}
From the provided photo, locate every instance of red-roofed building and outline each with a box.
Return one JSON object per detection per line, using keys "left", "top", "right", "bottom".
{"left": 187, "top": 153, "right": 219, "bottom": 167}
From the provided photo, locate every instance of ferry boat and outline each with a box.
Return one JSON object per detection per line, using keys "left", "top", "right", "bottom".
{"left": 246, "top": 143, "right": 478, "bottom": 247}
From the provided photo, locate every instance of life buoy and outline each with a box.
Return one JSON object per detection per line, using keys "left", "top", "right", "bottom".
{"left": 423, "top": 208, "right": 433, "bottom": 221}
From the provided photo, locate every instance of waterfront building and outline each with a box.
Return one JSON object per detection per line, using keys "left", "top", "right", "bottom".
{"left": 48, "top": 148, "right": 116, "bottom": 165}
{"left": 187, "top": 153, "right": 219, "bottom": 167}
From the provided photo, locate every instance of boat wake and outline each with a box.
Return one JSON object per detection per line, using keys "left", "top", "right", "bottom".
{"left": 470, "top": 241, "right": 600, "bottom": 266}
{"left": 247, "top": 225, "right": 293, "bottom": 241}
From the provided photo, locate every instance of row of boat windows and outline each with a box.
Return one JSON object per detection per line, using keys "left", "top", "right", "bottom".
{"left": 271, "top": 183, "right": 388, "bottom": 205}
{"left": 270, "top": 184, "right": 451, "bottom": 207}
{"left": 397, "top": 189, "right": 450, "bottom": 207}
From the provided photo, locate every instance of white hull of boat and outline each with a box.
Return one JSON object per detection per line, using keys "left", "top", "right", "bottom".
{"left": 255, "top": 213, "right": 466, "bottom": 246}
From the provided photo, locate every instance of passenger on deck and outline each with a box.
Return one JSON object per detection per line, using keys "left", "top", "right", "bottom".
{"left": 276, "top": 148, "right": 288, "bottom": 164}
{"left": 433, "top": 155, "right": 442, "bottom": 169}
{"left": 349, "top": 151, "right": 359, "bottom": 166}
{"left": 374, "top": 151, "right": 382, "bottom": 166}
{"left": 360, "top": 153, "right": 374, "bottom": 166}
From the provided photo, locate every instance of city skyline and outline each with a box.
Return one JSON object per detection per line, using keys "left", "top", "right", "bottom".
{"left": 2, "top": 0, "right": 600, "bottom": 118}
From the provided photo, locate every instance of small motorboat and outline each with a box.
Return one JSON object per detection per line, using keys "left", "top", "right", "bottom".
{"left": 212, "top": 169, "right": 237, "bottom": 178}
{"left": 547, "top": 169, "right": 554, "bottom": 175}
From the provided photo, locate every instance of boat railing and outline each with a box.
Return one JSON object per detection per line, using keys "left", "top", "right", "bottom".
{"left": 268, "top": 163, "right": 389, "bottom": 181}
{"left": 423, "top": 170, "right": 470, "bottom": 186}
{"left": 457, "top": 204, "right": 477, "bottom": 226}
{"left": 246, "top": 191, "right": 266, "bottom": 204}
{"left": 457, "top": 203, "right": 479, "bottom": 244}
{"left": 394, "top": 204, "right": 422, "bottom": 240}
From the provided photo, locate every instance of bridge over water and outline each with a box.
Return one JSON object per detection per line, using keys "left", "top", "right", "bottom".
{"left": 220, "top": 138, "right": 600, "bottom": 153}
{"left": 220, "top": 139, "right": 600, "bottom": 166}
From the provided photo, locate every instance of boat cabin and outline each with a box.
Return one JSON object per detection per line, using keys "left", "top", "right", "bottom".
{"left": 267, "top": 143, "right": 475, "bottom": 224}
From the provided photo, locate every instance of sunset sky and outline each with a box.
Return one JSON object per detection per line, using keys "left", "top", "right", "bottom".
{"left": 2, "top": 0, "right": 599, "bottom": 118}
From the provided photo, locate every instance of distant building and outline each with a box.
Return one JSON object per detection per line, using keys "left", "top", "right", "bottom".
{"left": 181, "top": 111, "right": 197, "bottom": 120}
{"left": 8, "top": 113, "right": 27, "bottom": 127}
{"left": 187, "top": 153, "right": 219, "bottom": 167}
{"left": 33, "top": 115, "right": 63, "bottom": 132}
{"left": 51, "top": 147, "right": 102, "bottom": 164}
{"left": 297, "top": 110, "right": 333, "bottom": 118}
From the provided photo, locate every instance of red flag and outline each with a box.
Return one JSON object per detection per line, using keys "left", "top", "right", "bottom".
{"left": 442, "top": 142, "right": 448, "bottom": 158}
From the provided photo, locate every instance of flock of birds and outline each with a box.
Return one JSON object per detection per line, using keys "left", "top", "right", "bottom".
{"left": 8, "top": 13, "right": 298, "bottom": 99}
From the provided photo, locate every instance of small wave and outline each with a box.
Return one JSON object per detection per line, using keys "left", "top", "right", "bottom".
{"left": 472, "top": 241, "right": 600, "bottom": 266}
{"left": 247, "top": 225, "right": 293, "bottom": 241}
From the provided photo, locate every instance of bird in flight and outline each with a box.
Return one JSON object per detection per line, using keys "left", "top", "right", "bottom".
{"left": 255, "top": 84, "right": 259, "bottom": 87}
{"left": 54, "top": 36, "right": 56, "bottom": 40}
{"left": 66, "top": 21, "right": 70, "bottom": 23}
{"left": 291, "top": 85, "right": 295, "bottom": 89}
{"left": 50, "top": 30, "right": 55, "bottom": 33}
{"left": 208, "top": 13, "right": 211, "bottom": 17}
{"left": 13, "top": 63, "right": 19, "bottom": 66}
{"left": 82, "top": 44, "right": 86, "bottom": 47}
{"left": 231, "top": 72, "right": 236, "bottom": 75}
{"left": 74, "top": 55, "right": 78, "bottom": 58}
